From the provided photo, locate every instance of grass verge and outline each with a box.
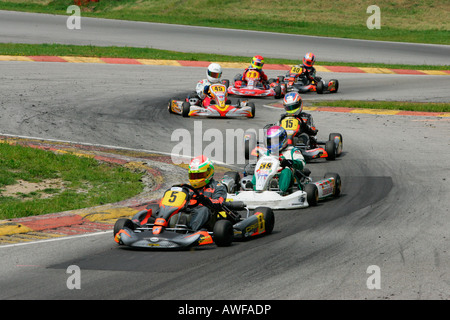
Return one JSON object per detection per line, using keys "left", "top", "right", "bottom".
{"left": 0, "top": 0, "right": 448, "bottom": 44}
{"left": 1, "top": 43, "right": 448, "bottom": 71}
{"left": 311, "top": 100, "right": 450, "bottom": 113}
{"left": 0, "top": 142, "right": 144, "bottom": 220}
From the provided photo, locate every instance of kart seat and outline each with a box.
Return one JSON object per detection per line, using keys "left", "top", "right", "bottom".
{"left": 169, "top": 213, "right": 191, "bottom": 228}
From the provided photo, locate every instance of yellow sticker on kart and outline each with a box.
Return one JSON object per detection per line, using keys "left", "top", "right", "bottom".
{"left": 281, "top": 118, "right": 300, "bottom": 131}
{"left": 161, "top": 190, "right": 187, "bottom": 207}
{"left": 210, "top": 84, "right": 226, "bottom": 92}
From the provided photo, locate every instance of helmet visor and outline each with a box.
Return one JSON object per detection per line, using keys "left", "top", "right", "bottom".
{"left": 189, "top": 171, "right": 209, "bottom": 180}
{"left": 284, "top": 103, "right": 300, "bottom": 112}
{"left": 208, "top": 70, "right": 222, "bottom": 79}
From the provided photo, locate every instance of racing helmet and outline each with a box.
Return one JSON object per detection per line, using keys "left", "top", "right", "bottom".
{"left": 206, "top": 63, "right": 222, "bottom": 83}
{"left": 283, "top": 92, "right": 303, "bottom": 115}
{"left": 251, "top": 55, "right": 265, "bottom": 70}
{"left": 302, "top": 52, "right": 316, "bottom": 68}
{"left": 188, "top": 155, "right": 215, "bottom": 189}
{"left": 265, "top": 126, "right": 288, "bottom": 153}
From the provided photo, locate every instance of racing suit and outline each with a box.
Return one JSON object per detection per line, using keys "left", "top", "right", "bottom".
{"left": 237, "top": 67, "right": 269, "bottom": 88}
{"left": 251, "top": 146, "right": 306, "bottom": 194}
{"left": 277, "top": 146, "right": 307, "bottom": 193}
{"left": 290, "top": 64, "right": 317, "bottom": 83}
{"left": 188, "top": 178, "right": 227, "bottom": 231}
{"left": 279, "top": 112, "right": 318, "bottom": 146}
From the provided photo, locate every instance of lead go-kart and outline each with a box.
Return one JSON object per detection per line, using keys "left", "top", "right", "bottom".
{"left": 222, "top": 154, "right": 341, "bottom": 210}
{"left": 168, "top": 83, "right": 255, "bottom": 118}
{"left": 244, "top": 115, "right": 343, "bottom": 162}
{"left": 225, "top": 70, "right": 286, "bottom": 99}
{"left": 113, "top": 184, "right": 274, "bottom": 249}
{"left": 276, "top": 66, "right": 339, "bottom": 94}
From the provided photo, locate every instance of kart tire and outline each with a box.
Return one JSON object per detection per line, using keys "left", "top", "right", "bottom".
{"left": 182, "top": 101, "right": 190, "bottom": 117}
{"left": 329, "top": 133, "right": 343, "bottom": 156}
{"left": 214, "top": 220, "right": 234, "bottom": 247}
{"left": 254, "top": 207, "right": 275, "bottom": 235}
{"left": 316, "top": 81, "right": 324, "bottom": 94}
{"left": 325, "top": 140, "right": 336, "bottom": 160}
{"left": 329, "top": 79, "right": 339, "bottom": 93}
{"left": 324, "top": 172, "right": 341, "bottom": 197}
{"left": 248, "top": 102, "right": 255, "bottom": 118}
{"left": 168, "top": 99, "right": 174, "bottom": 114}
{"left": 223, "top": 171, "right": 241, "bottom": 193}
{"left": 113, "top": 218, "right": 135, "bottom": 238}
{"left": 305, "top": 184, "right": 318, "bottom": 206}
{"left": 274, "top": 86, "right": 282, "bottom": 99}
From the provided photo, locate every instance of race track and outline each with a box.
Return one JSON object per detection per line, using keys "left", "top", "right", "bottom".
{"left": 0, "top": 9, "right": 449, "bottom": 300}
{"left": 0, "top": 60, "right": 449, "bottom": 299}
{"left": 1, "top": 10, "right": 450, "bottom": 65}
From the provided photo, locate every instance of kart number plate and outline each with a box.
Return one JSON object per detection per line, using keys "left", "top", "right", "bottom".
{"left": 210, "top": 84, "right": 226, "bottom": 92}
{"left": 246, "top": 70, "right": 259, "bottom": 79}
{"left": 161, "top": 190, "right": 187, "bottom": 207}
{"left": 281, "top": 118, "right": 300, "bottom": 131}
{"left": 290, "top": 66, "right": 302, "bottom": 74}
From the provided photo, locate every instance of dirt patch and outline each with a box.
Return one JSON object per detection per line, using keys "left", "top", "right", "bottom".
{"left": 0, "top": 179, "right": 64, "bottom": 199}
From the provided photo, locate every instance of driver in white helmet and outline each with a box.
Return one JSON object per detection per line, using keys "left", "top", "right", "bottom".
{"left": 195, "top": 63, "right": 223, "bottom": 107}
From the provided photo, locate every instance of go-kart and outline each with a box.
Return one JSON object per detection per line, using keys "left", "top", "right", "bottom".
{"left": 276, "top": 66, "right": 339, "bottom": 94}
{"left": 113, "top": 184, "right": 274, "bottom": 249}
{"left": 168, "top": 83, "right": 255, "bottom": 118}
{"left": 225, "top": 70, "right": 286, "bottom": 99}
{"left": 244, "top": 116, "right": 343, "bottom": 162}
{"left": 222, "top": 154, "right": 341, "bottom": 210}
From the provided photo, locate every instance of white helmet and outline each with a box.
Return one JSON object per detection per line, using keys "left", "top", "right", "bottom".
{"left": 206, "top": 63, "right": 222, "bottom": 83}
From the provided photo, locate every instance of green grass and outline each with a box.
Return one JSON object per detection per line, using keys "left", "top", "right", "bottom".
{"left": 0, "top": 0, "right": 448, "bottom": 44}
{"left": 0, "top": 142, "right": 144, "bottom": 219}
{"left": 311, "top": 100, "right": 450, "bottom": 113}
{"left": 1, "top": 43, "right": 448, "bottom": 71}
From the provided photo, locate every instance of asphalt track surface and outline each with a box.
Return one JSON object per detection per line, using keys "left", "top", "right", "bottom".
{"left": 1, "top": 10, "right": 450, "bottom": 65}
{"left": 0, "top": 60, "right": 449, "bottom": 300}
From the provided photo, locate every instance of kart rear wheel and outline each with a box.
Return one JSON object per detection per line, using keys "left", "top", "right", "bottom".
{"left": 305, "top": 184, "right": 318, "bottom": 206}
{"left": 274, "top": 86, "right": 282, "bottom": 99}
{"left": 329, "top": 79, "right": 339, "bottom": 93}
{"left": 182, "top": 101, "right": 190, "bottom": 117}
{"left": 324, "top": 172, "right": 341, "bottom": 197}
{"left": 316, "top": 81, "right": 324, "bottom": 94}
{"left": 113, "top": 218, "right": 135, "bottom": 238}
{"left": 213, "top": 220, "right": 234, "bottom": 247}
{"left": 254, "top": 206, "right": 275, "bottom": 235}
{"left": 248, "top": 102, "right": 255, "bottom": 118}
{"left": 329, "top": 133, "right": 343, "bottom": 156}
{"left": 325, "top": 140, "right": 336, "bottom": 160}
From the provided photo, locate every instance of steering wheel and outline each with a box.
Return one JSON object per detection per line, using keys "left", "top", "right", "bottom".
{"left": 172, "top": 184, "right": 203, "bottom": 208}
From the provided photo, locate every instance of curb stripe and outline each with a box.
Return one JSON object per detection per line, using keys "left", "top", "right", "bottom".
{"left": 0, "top": 55, "right": 448, "bottom": 75}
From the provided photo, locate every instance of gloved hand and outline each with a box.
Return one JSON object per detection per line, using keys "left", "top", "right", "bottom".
{"left": 281, "top": 158, "right": 293, "bottom": 168}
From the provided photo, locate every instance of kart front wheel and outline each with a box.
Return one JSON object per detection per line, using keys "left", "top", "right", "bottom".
{"left": 113, "top": 218, "right": 135, "bottom": 238}
{"left": 254, "top": 206, "right": 275, "bottom": 235}
{"left": 182, "top": 101, "right": 190, "bottom": 117}
{"left": 324, "top": 172, "right": 341, "bottom": 197}
{"left": 305, "top": 184, "right": 318, "bottom": 206}
{"left": 213, "top": 220, "right": 234, "bottom": 247}
{"left": 325, "top": 140, "right": 336, "bottom": 160}
{"left": 248, "top": 102, "right": 255, "bottom": 118}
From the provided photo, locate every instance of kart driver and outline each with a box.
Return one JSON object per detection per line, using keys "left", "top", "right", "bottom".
{"left": 187, "top": 155, "right": 227, "bottom": 231}
{"left": 255, "top": 126, "right": 307, "bottom": 195}
{"left": 290, "top": 52, "right": 318, "bottom": 84}
{"left": 236, "top": 55, "right": 269, "bottom": 88}
{"left": 195, "top": 63, "right": 223, "bottom": 106}
{"left": 279, "top": 92, "right": 319, "bottom": 146}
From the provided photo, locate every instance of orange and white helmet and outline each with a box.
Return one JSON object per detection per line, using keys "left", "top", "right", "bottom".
{"left": 302, "top": 52, "right": 316, "bottom": 68}
{"left": 188, "top": 155, "right": 215, "bottom": 189}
